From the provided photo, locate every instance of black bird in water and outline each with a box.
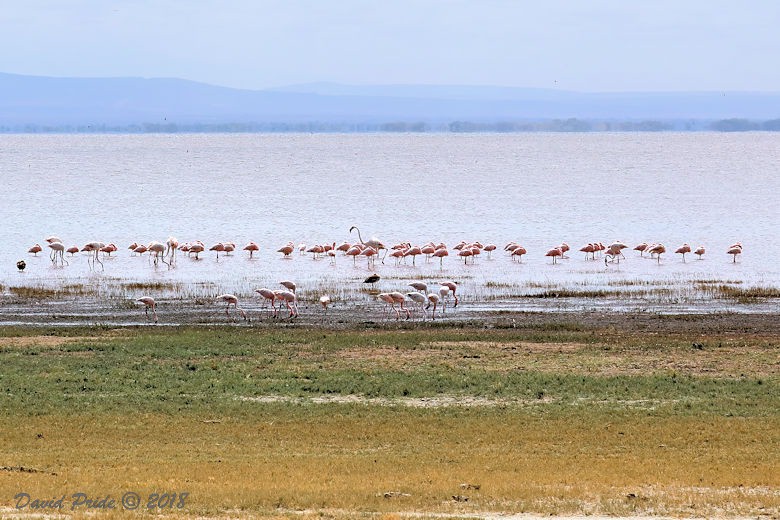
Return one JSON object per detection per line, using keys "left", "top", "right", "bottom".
{"left": 16, "top": 260, "right": 26, "bottom": 271}
{"left": 363, "top": 273, "right": 380, "bottom": 290}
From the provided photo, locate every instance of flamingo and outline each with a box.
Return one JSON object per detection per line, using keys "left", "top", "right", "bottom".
{"left": 426, "top": 293, "right": 440, "bottom": 319}
{"left": 188, "top": 242, "right": 204, "bottom": 259}
{"left": 277, "top": 243, "right": 294, "bottom": 257}
{"left": 345, "top": 245, "right": 362, "bottom": 265}
{"left": 694, "top": 246, "right": 705, "bottom": 259}
{"left": 255, "top": 288, "right": 278, "bottom": 318}
{"left": 546, "top": 247, "right": 563, "bottom": 264}
{"left": 137, "top": 296, "right": 158, "bottom": 323}
{"left": 727, "top": 243, "right": 742, "bottom": 263}
{"left": 244, "top": 241, "right": 260, "bottom": 258}
{"left": 406, "top": 292, "right": 427, "bottom": 319}
{"left": 210, "top": 242, "right": 226, "bottom": 260}
{"left": 634, "top": 242, "right": 648, "bottom": 257}
{"left": 279, "top": 280, "right": 296, "bottom": 293}
{"left": 511, "top": 246, "right": 527, "bottom": 262}
{"left": 378, "top": 292, "right": 410, "bottom": 320}
{"left": 166, "top": 237, "right": 178, "bottom": 265}
{"left": 675, "top": 243, "right": 692, "bottom": 262}
{"left": 648, "top": 243, "right": 666, "bottom": 264}
{"left": 404, "top": 245, "right": 422, "bottom": 266}
{"left": 148, "top": 241, "right": 169, "bottom": 268}
{"left": 350, "top": 226, "right": 386, "bottom": 264}
{"left": 440, "top": 281, "right": 459, "bottom": 307}
{"left": 409, "top": 281, "right": 428, "bottom": 295}
{"left": 216, "top": 294, "right": 247, "bottom": 321}
{"left": 483, "top": 244, "right": 497, "bottom": 259}
{"left": 319, "top": 295, "right": 331, "bottom": 316}
{"left": 66, "top": 246, "right": 80, "bottom": 256}
{"left": 28, "top": 244, "right": 42, "bottom": 256}
{"left": 580, "top": 243, "right": 596, "bottom": 260}
{"left": 274, "top": 290, "right": 299, "bottom": 318}
{"left": 48, "top": 241, "right": 68, "bottom": 266}
{"left": 82, "top": 241, "right": 105, "bottom": 270}
{"left": 45, "top": 236, "right": 62, "bottom": 244}
{"left": 432, "top": 247, "right": 449, "bottom": 268}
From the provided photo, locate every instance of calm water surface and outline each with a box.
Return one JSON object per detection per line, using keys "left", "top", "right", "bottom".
{"left": 1, "top": 133, "right": 778, "bottom": 313}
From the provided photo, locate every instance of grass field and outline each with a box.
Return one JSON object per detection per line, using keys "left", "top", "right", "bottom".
{"left": 0, "top": 322, "right": 778, "bottom": 519}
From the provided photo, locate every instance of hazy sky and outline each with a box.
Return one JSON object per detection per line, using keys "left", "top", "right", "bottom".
{"left": 2, "top": 0, "right": 778, "bottom": 91}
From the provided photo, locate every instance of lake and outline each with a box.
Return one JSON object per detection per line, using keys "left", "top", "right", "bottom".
{"left": 1, "top": 132, "right": 778, "bottom": 317}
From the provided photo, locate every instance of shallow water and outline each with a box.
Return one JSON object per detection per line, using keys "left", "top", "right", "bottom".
{"left": 1, "top": 133, "right": 778, "bottom": 315}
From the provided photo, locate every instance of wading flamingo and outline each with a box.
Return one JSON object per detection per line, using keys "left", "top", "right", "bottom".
{"left": 694, "top": 246, "right": 705, "bottom": 259}
{"left": 350, "top": 226, "right": 386, "bottom": 264}
{"left": 727, "top": 243, "right": 742, "bottom": 263}
{"left": 255, "top": 288, "right": 277, "bottom": 318}
{"left": 274, "top": 290, "right": 299, "bottom": 318}
{"left": 244, "top": 242, "right": 260, "bottom": 258}
{"left": 137, "top": 296, "right": 158, "bottom": 323}
{"left": 48, "top": 241, "right": 68, "bottom": 266}
{"left": 216, "top": 294, "right": 247, "bottom": 321}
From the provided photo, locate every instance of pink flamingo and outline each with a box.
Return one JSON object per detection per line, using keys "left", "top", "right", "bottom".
{"left": 432, "top": 247, "right": 449, "bottom": 268}
{"left": 279, "top": 280, "right": 296, "bottom": 293}
{"left": 440, "top": 281, "right": 459, "bottom": 307}
{"left": 277, "top": 243, "right": 294, "bottom": 257}
{"left": 426, "top": 293, "right": 441, "bottom": 319}
{"left": 675, "top": 243, "right": 692, "bottom": 262}
{"left": 634, "top": 242, "right": 648, "bottom": 257}
{"left": 511, "top": 246, "right": 527, "bottom": 262}
{"left": 48, "top": 241, "right": 68, "bottom": 266}
{"left": 216, "top": 294, "right": 247, "bottom": 321}
{"left": 727, "top": 243, "right": 742, "bottom": 263}
{"left": 210, "top": 242, "right": 226, "bottom": 260}
{"left": 255, "top": 288, "right": 278, "bottom": 318}
{"left": 648, "top": 243, "right": 666, "bottom": 264}
{"left": 137, "top": 296, "right": 158, "bottom": 323}
{"left": 66, "top": 246, "right": 79, "bottom": 256}
{"left": 28, "top": 244, "right": 42, "bottom": 256}
{"left": 406, "top": 292, "right": 427, "bottom": 319}
{"left": 244, "top": 241, "right": 260, "bottom": 258}
{"left": 694, "top": 246, "right": 705, "bottom": 259}
{"left": 483, "top": 244, "right": 497, "bottom": 259}
{"left": 546, "top": 247, "right": 563, "bottom": 264}
{"left": 378, "top": 292, "right": 410, "bottom": 320}
{"left": 274, "top": 290, "right": 299, "bottom": 318}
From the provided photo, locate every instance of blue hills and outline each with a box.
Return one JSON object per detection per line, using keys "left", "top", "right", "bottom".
{"left": 2, "top": 72, "right": 780, "bottom": 130}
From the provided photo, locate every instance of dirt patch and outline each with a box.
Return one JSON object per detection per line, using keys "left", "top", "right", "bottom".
{"left": 0, "top": 336, "right": 96, "bottom": 349}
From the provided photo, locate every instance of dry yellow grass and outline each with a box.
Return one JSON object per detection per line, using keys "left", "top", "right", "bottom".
{"left": 2, "top": 411, "right": 778, "bottom": 518}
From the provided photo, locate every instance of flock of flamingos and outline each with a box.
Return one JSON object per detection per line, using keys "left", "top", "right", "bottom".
{"left": 18, "top": 226, "right": 744, "bottom": 323}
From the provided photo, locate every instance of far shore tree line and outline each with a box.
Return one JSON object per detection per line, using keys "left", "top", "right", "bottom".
{"left": 2, "top": 118, "right": 780, "bottom": 133}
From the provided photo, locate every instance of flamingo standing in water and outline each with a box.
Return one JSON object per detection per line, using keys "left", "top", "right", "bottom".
{"left": 319, "top": 295, "right": 331, "bottom": 317}
{"left": 647, "top": 243, "right": 666, "bottom": 264}
{"left": 675, "top": 243, "right": 692, "bottom": 262}
{"left": 48, "top": 241, "right": 68, "bottom": 266}
{"left": 406, "top": 291, "right": 427, "bottom": 319}
{"left": 28, "top": 244, "right": 42, "bottom": 256}
{"left": 694, "top": 246, "right": 705, "bottom": 259}
{"left": 216, "top": 294, "right": 247, "bottom": 321}
{"left": 255, "top": 288, "right": 277, "bottom": 318}
{"left": 546, "top": 247, "right": 563, "bottom": 264}
{"left": 440, "top": 281, "right": 459, "bottom": 307}
{"left": 274, "top": 290, "right": 299, "bottom": 318}
{"left": 727, "top": 243, "right": 742, "bottom": 263}
{"left": 279, "top": 280, "right": 296, "bottom": 293}
{"left": 426, "top": 293, "right": 441, "bottom": 319}
{"left": 137, "top": 296, "right": 158, "bottom": 323}
{"left": 244, "top": 242, "right": 260, "bottom": 258}
{"left": 82, "top": 241, "right": 105, "bottom": 270}
{"left": 350, "top": 226, "right": 386, "bottom": 264}
{"left": 277, "top": 243, "right": 294, "bottom": 257}
{"left": 378, "top": 292, "right": 410, "bottom": 320}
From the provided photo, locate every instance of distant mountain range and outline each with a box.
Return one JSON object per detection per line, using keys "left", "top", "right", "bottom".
{"left": 2, "top": 72, "right": 780, "bottom": 131}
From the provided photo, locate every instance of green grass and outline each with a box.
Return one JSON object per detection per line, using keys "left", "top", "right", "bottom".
{"left": 1, "top": 327, "right": 776, "bottom": 418}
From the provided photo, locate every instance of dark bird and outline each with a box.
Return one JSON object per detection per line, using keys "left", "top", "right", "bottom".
{"left": 363, "top": 273, "right": 380, "bottom": 289}
{"left": 16, "top": 260, "right": 26, "bottom": 271}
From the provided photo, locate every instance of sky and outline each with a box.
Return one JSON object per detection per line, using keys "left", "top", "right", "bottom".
{"left": 2, "top": 0, "right": 779, "bottom": 92}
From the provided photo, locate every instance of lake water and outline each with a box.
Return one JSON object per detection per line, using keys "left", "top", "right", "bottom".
{"left": 1, "top": 133, "right": 778, "bottom": 316}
